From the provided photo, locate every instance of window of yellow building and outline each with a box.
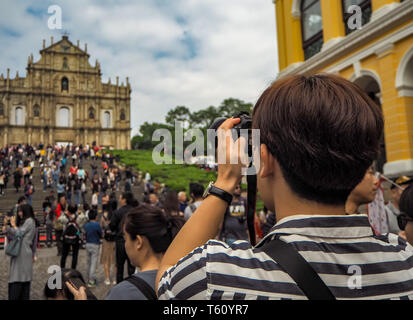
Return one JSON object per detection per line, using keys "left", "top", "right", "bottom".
{"left": 342, "top": 0, "right": 372, "bottom": 35}
{"left": 301, "top": 0, "right": 323, "bottom": 60}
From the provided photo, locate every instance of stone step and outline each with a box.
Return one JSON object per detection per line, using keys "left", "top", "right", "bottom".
{"left": 0, "top": 157, "right": 145, "bottom": 250}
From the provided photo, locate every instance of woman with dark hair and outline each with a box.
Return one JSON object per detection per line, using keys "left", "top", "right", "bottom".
{"left": 44, "top": 268, "right": 97, "bottom": 300}
{"left": 398, "top": 184, "right": 413, "bottom": 246}
{"left": 162, "top": 190, "right": 184, "bottom": 217}
{"left": 68, "top": 204, "right": 185, "bottom": 300}
{"left": 3, "top": 204, "right": 36, "bottom": 300}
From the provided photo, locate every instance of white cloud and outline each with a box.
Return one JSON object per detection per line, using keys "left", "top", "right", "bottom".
{"left": 0, "top": 0, "right": 278, "bottom": 137}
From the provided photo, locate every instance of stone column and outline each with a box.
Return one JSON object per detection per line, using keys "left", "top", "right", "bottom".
{"left": 28, "top": 128, "right": 32, "bottom": 145}
{"left": 3, "top": 127, "right": 8, "bottom": 146}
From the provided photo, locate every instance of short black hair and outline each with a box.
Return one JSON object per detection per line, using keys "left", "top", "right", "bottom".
{"left": 189, "top": 183, "right": 204, "bottom": 199}
{"left": 122, "top": 192, "right": 135, "bottom": 206}
{"left": 253, "top": 74, "right": 383, "bottom": 205}
{"left": 88, "top": 209, "right": 97, "bottom": 220}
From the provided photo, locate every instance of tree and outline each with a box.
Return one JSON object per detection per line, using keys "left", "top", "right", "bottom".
{"left": 218, "top": 98, "right": 253, "bottom": 118}
{"left": 165, "top": 106, "right": 191, "bottom": 128}
{"left": 130, "top": 98, "right": 254, "bottom": 152}
{"left": 131, "top": 122, "right": 174, "bottom": 150}
{"left": 190, "top": 106, "right": 221, "bottom": 129}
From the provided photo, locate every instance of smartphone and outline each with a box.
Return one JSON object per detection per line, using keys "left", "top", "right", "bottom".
{"left": 68, "top": 277, "right": 86, "bottom": 290}
{"left": 67, "top": 277, "right": 97, "bottom": 300}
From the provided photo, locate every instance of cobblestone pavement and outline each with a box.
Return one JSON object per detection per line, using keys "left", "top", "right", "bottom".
{"left": 0, "top": 245, "right": 123, "bottom": 300}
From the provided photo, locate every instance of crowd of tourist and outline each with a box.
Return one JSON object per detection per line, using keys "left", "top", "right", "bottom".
{"left": 2, "top": 75, "right": 413, "bottom": 301}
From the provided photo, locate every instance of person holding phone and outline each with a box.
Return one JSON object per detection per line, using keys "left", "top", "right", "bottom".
{"left": 5, "top": 204, "right": 36, "bottom": 300}
{"left": 44, "top": 268, "right": 96, "bottom": 300}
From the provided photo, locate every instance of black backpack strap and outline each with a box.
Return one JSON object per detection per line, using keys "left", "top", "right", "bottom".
{"left": 260, "top": 238, "right": 336, "bottom": 300}
{"left": 125, "top": 276, "right": 157, "bottom": 300}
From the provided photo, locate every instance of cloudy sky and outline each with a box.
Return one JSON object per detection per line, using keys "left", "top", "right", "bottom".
{"left": 0, "top": 0, "right": 279, "bottom": 137}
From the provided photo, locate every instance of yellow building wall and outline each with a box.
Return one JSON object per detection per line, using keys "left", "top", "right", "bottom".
{"left": 282, "top": 0, "right": 304, "bottom": 66}
{"left": 320, "top": 0, "right": 345, "bottom": 44}
{"left": 274, "top": 0, "right": 413, "bottom": 175}
{"left": 331, "top": 35, "right": 413, "bottom": 164}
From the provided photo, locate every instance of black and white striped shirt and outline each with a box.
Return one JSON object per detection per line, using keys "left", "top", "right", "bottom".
{"left": 158, "top": 214, "right": 413, "bottom": 300}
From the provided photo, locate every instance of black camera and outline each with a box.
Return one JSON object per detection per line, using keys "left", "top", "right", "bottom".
{"left": 209, "top": 111, "right": 252, "bottom": 156}
{"left": 209, "top": 111, "right": 257, "bottom": 246}
{"left": 209, "top": 111, "right": 252, "bottom": 137}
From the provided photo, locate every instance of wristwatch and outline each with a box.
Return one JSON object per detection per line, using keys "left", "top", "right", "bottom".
{"left": 203, "top": 182, "right": 233, "bottom": 205}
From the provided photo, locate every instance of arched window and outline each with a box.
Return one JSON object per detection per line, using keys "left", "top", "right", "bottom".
{"left": 0, "top": 103, "right": 4, "bottom": 116}
{"left": 103, "top": 111, "right": 111, "bottom": 128}
{"left": 342, "top": 0, "right": 372, "bottom": 35}
{"left": 59, "top": 107, "right": 70, "bottom": 127}
{"left": 301, "top": 0, "right": 323, "bottom": 60}
{"left": 120, "top": 109, "right": 126, "bottom": 121}
{"left": 61, "top": 77, "right": 69, "bottom": 91}
{"left": 15, "top": 107, "right": 24, "bottom": 125}
{"left": 89, "top": 107, "right": 95, "bottom": 119}
{"left": 33, "top": 104, "right": 40, "bottom": 117}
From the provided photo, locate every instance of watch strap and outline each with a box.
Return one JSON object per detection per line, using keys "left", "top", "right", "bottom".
{"left": 207, "top": 184, "right": 233, "bottom": 205}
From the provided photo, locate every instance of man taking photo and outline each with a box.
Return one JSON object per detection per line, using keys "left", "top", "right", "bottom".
{"left": 156, "top": 74, "right": 413, "bottom": 300}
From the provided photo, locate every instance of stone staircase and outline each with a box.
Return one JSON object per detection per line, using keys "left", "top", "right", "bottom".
{"left": 0, "top": 156, "right": 144, "bottom": 250}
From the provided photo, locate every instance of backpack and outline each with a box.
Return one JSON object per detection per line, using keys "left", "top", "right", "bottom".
{"left": 63, "top": 219, "right": 80, "bottom": 245}
{"left": 54, "top": 214, "right": 66, "bottom": 231}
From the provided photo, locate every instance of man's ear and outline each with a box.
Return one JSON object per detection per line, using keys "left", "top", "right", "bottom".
{"left": 259, "top": 144, "right": 275, "bottom": 179}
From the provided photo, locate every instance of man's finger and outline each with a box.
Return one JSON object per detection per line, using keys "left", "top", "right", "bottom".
{"left": 218, "top": 118, "right": 241, "bottom": 131}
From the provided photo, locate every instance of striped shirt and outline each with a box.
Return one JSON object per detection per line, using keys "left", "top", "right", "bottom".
{"left": 158, "top": 214, "right": 413, "bottom": 300}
